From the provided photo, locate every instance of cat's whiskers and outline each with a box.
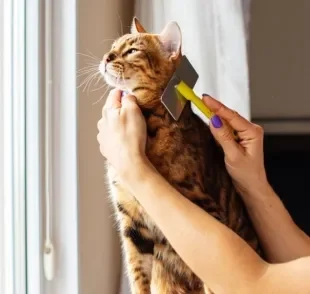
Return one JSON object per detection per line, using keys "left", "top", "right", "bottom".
{"left": 116, "top": 12, "right": 124, "bottom": 36}
{"left": 77, "top": 65, "right": 99, "bottom": 78}
{"left": 86, "top": 50, "right": 100, "bottom": 61}
{"left": 78, "top": 69, "right": 99, "bottom": 92}
{"left": 77, "top": 50, "right": 103, "bottom": 92}
{"left": 77, "top": 70, "right": 96, "bottom": 88}
{"left": 100, "top": 38, "right": 118, "bottom": 45}
{"left": 91, "top": 83, "right": 106, "bottom": 92}
{"left": 92, "top": 83, "right": 111, "bottom": 106}
{"left": 86, "top": 71, "right": 101, "bottom": 94}
{"left": 77, "top": 66, "right": 96, "bottom": 82}
{"left": 77, "top": 52, "right": 99, "bottom": 61}
{"left": 94, "top": 72, "right": 103, "bottom": 86}
{"left": 85, "top": 61, "right": 101, "bottom": 67}
{"left": 77, "top": 64, "right": 98, "bottom": 73}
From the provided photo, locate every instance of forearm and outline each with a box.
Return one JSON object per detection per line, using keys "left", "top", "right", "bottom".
{"left": 240, "top": 183, "right": 310, "bottom": 263}
{"left": 122, "top": 158, "right": 268, "bottom": 294}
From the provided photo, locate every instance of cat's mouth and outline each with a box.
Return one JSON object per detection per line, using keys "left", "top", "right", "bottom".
{"left": 99, "top": 62, "right": 126, "bottom": 86}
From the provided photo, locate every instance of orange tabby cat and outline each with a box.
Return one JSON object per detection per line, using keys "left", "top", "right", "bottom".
{"left": 100, "top": 17, "right": 262, "bottom": 294}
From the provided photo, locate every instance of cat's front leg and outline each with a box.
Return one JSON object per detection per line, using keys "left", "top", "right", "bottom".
{"left": 151, "top": 244, "right": 207, "bottom": 294}
{"left": 151, "top": 245, "right": 188, "bottom": 294}
{"left": 108, "top": 166, "right": 153, "bottom": 293}
{"left": 117, "top": 203, "right": 153, "bottom": 293}
{"left": 150, "top": 257, "right": 176, "bottom": 294}
{"left": 121, "top": 227, "right": 153, "bottom": 294}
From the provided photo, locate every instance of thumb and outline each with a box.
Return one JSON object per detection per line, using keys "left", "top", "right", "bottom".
{"left": 121, "top": 94, "right": 139, "bottom": 109}
{"left": 209, "top": 115, "right": 240, "bottom": 158}
{"left": 122, "top": 94, "right": 137, "bottom": 105}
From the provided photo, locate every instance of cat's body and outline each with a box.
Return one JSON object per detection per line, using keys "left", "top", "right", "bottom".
{"left": 101, "top": 18, "right": 261, "bottom": 294}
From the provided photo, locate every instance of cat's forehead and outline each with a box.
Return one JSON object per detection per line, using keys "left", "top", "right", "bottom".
{"left": 111, "top": 33, "right": 157, "bottom": 50}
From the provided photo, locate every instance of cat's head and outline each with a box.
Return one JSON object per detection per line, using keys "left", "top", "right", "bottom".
{"left": 99, "top": 17, "right": 182, "bottom": 107}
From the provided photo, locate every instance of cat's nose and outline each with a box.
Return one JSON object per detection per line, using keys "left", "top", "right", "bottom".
{"left": 105, "top": 52, "right": 116, "bottom": 63}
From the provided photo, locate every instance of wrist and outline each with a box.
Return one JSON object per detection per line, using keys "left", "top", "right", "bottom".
{"left": 237, "top": 180, "right": 276, "bottom": 208}
{"left": 119, "top": 153, "right": 154, "bottom": 183}
{"left": 234, "top": 169, "right": 268, "bottom": 196}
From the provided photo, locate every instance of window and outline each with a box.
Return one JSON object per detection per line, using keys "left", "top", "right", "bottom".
{"left": 1, "top": 1, "right": 27, "bottom": 294}
{"left": 1, "top": 0, "right": 79, "bottom": 293}
{"left": 26, "top": 0, "right": 79, "bottom": 293}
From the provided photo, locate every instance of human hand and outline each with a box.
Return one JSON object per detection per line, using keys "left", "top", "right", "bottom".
{"left": 97, "top": 89, "right": 147, "bottom": 175}
{"left": 202, "top": 95, "right": 268, "bottom": 196}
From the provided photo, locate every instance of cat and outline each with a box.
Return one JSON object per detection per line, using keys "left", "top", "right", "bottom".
{"left": 99, "top": 17, "right": 262, "bottom": 294}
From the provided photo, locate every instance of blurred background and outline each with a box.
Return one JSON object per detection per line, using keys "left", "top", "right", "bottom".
{"left": 0, "top": 1, "right": 309, "bottom": 294}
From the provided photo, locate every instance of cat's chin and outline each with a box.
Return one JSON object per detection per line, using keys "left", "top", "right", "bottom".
{"left": 103, "top": 75, "right": 139, "bottom": 93}
{"left": 103, "top": 75, "right": 125, "bottom": 90}
{"left": 103, "top": 78, "right": 130, "bottom": 94}
{"left": 103, "top": 73, "right": 117, "bottom": 86}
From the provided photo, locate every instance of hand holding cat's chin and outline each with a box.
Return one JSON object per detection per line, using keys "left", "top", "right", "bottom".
{"left": 97, "top": 89, "right": 150, "bottom": 180}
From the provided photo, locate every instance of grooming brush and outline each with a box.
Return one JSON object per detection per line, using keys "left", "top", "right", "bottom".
{"left": 161, "top": 55, "right": 238, "bottom": 139}
{"left": 161, "top": 55, "right": 213, "bottom": 121}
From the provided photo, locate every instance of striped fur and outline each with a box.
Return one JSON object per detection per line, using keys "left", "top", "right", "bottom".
{"left": 101, "top": 18, "right": 262, "bottom": 294}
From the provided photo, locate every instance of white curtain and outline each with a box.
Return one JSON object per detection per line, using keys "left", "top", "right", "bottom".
{"left": 120, "top": 1, "right": 251, "bottom": 293}
{"left": 135, "top": 0, "right": 251, "bottom": 120}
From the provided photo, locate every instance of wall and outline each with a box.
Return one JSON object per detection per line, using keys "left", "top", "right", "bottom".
{"left": 249, "top": 0, "right": 310, "bottom": 265}
{"left": 77, "top": 1, "right": 134, "bottom": 293}
{"left": 249, "top": 0, "right": 310, "bottom": 133}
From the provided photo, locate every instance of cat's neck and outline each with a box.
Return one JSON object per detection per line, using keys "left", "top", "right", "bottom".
{"left": 133, "top": 88, "right": 196, "bottom": 128}
{"left": 134, "top": 89, "right": 164, "bottom": 109}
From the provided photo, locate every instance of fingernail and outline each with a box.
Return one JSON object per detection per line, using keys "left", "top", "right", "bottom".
{"left": 202, "top": 93, "right": 209, "bottom": 97}
{"left": 211, "top": 115, "right": 222, "bottom": 128}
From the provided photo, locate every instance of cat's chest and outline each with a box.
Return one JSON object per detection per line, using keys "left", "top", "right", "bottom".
{"left": 146, "top": 124, "right": 205, "bottom": 176}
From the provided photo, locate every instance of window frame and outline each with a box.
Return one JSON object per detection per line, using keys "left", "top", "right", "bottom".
{"left": 25, "top": 0, "right": 79, "bottom": 293}
{"left": 1, "top": 0, "right": 27, "bottom": 294}
{"left": 25, "top": 0, "right": 44, "bottom": 293}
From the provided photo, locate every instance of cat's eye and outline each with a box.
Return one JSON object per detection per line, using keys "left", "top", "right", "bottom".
{"left": 124, "top": 48, "right": 138, "bottom": 56}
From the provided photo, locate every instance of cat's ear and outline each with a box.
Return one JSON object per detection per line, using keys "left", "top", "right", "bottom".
{"left": 131, "top": 17, "right": 147, "bottom": 34}
{"left": 159, "top": 21, "right": 182, "bottom": 60}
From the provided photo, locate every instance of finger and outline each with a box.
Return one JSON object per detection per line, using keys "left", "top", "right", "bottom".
{"left": 103, "top": 89, "right": 122, "bottom": 111}
{"left": 121, "top": 94, "right": 139, "bottom": 109}
{"left": 209, "top": 118, "right": 243, "bottom": 159}
{"left": 202, "top": 95, "right": 252, "bottom": 133}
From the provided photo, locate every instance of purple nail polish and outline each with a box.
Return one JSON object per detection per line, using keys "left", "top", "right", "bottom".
{"left": 211, "top": 115, "right": 222, "bottom": 128}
